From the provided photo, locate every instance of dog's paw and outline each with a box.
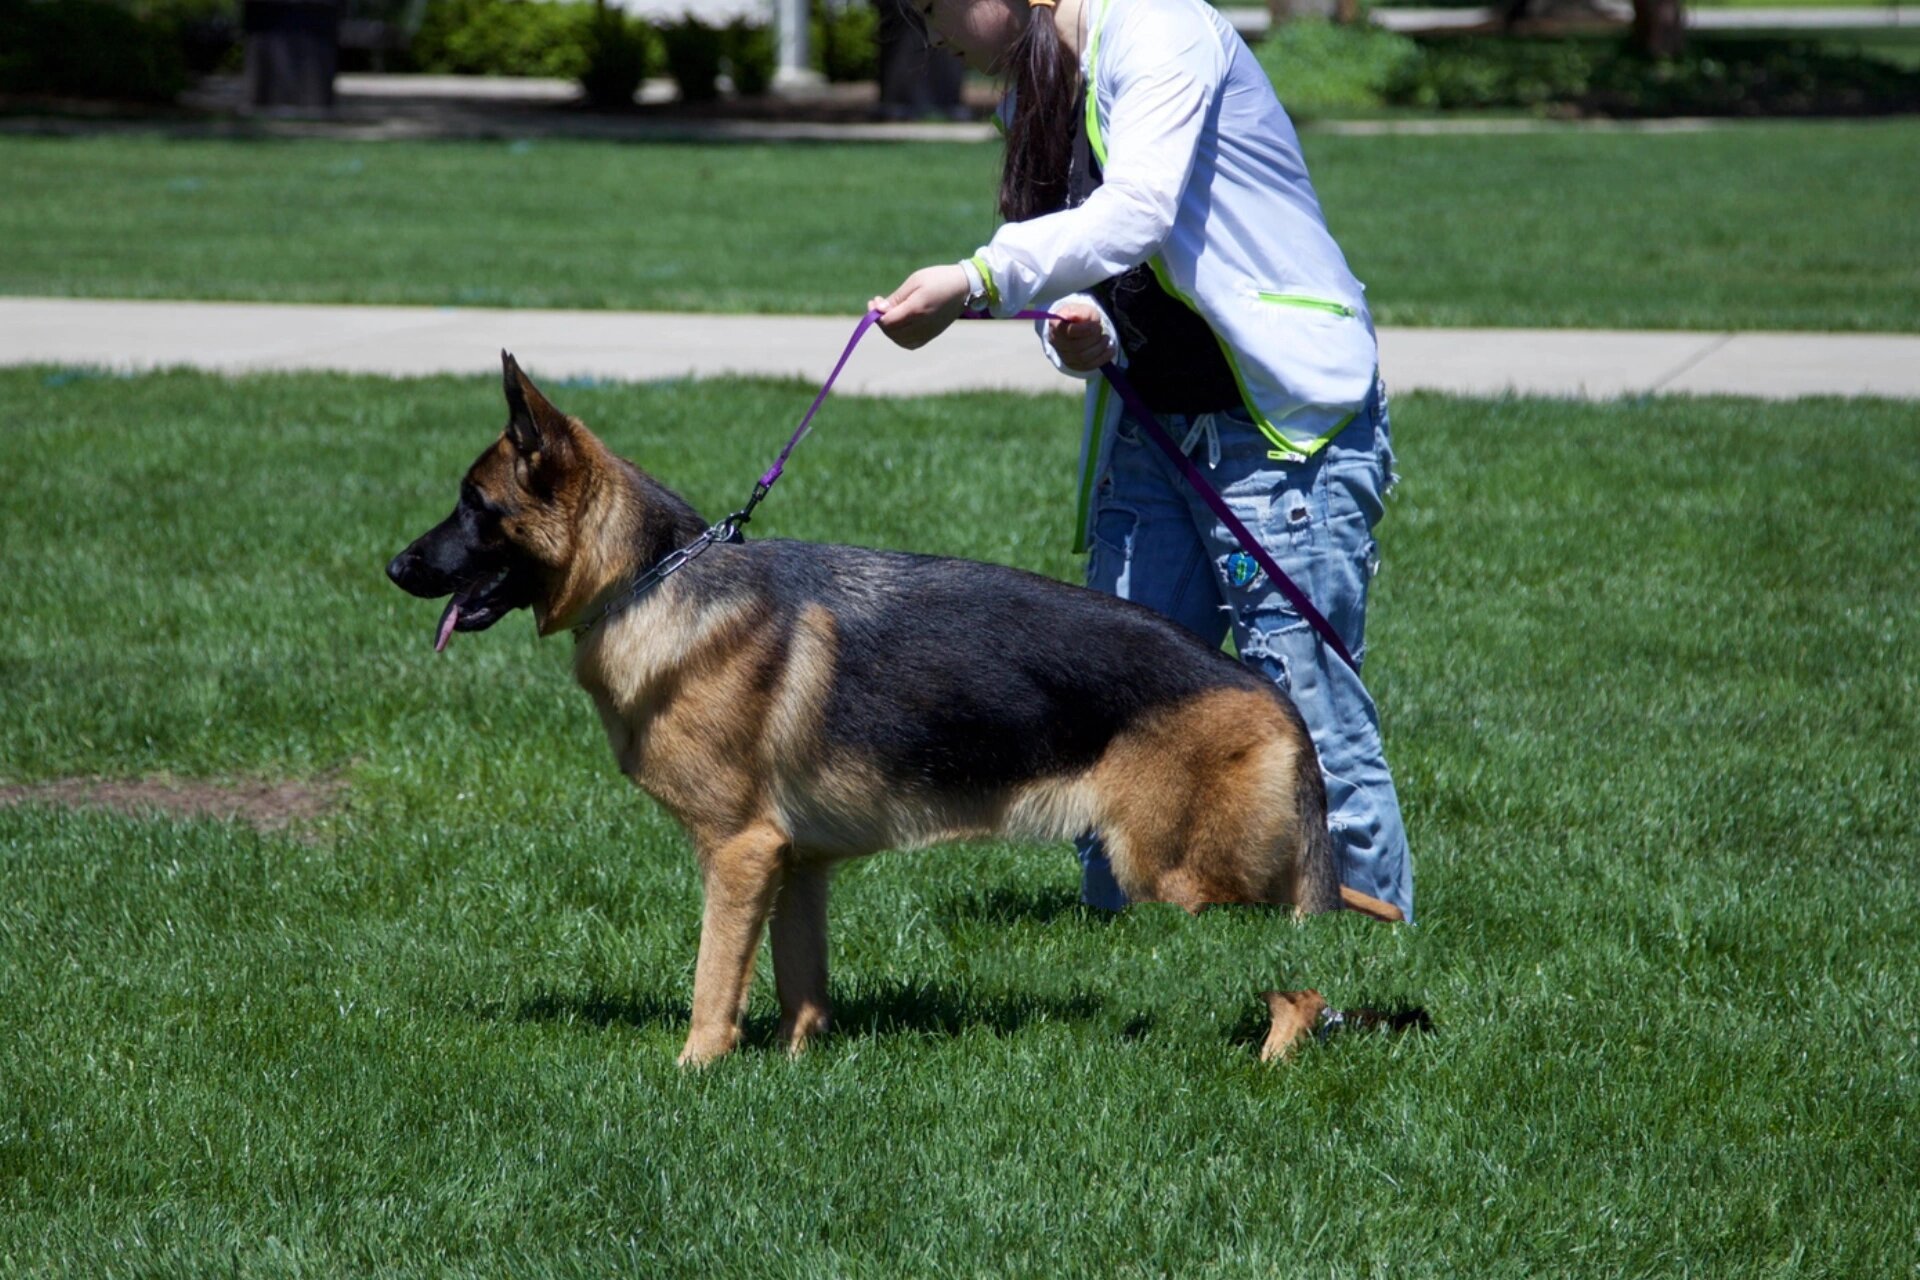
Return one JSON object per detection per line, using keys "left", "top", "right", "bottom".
{"left": 779, "top": 1007, "right": 831, "bottom": 1057}
{"left": 676, "top": 1030, "right": 737, "bottom": 1068}
{"left": 1258, "top": 989, "right": 1327, "bottom": 1063}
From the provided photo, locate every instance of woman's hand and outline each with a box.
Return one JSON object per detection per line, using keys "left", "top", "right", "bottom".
{"left": 869, "top": 265, "right": 970, "bottom": 349}
{"left": 1048, "top": 301, "right": 1118, "bottom": 372}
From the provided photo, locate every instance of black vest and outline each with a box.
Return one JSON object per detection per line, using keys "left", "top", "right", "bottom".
{"left": 1066, "top": 122, "right": 1243, "bottom": 416}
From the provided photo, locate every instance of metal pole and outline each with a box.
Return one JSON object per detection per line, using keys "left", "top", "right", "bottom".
{"left": 774, "top": 0, "right": 824, "bottom": 90}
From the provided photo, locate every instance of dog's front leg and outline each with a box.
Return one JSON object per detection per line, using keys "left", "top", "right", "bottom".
{"left": 680, "top": 821, "right": 787, "bottom": 1067}
{"left": 771, "top": 862, "right": 831, "bottom": 1055}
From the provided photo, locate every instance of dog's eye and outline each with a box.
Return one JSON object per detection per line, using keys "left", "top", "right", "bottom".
{"left": 461, "top": 482, "right": 508, "bottom": 521}
{"left": 458, "top": 483, "right": 513, "bottom": 542}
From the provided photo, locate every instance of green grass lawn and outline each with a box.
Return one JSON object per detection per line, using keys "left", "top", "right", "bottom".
{"left": 2, "top": 121, "right": 1917, "bottom": 330}
{"left": 2, "top": 368, "right": 1916, "bottom": 1275}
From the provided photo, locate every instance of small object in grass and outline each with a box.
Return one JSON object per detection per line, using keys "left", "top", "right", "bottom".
{"left": 1260, "top": 989, "right": 1433, "bottom": 1062}
{"left": 1316, "top": 1002, "right": 1434, "bottom": 1041}
{"left": 1260, "top": 989, "right": 1327, "bottom": 1062}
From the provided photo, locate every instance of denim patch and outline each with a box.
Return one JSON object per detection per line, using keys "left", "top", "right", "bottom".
{"left": 1237, "top": 633, "right": 1296, "bottom": 691}
{"left": 1087, "top": 502, "right": 1140, "bottom": 600}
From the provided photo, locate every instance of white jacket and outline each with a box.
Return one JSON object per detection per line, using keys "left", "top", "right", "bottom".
{"left": 968, "top": 0, "right": 1378, "bottom": 547}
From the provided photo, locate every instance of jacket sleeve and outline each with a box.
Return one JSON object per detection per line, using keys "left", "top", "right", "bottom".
{"left": 973, "top": 4, "right": 1224, "bottom": 315}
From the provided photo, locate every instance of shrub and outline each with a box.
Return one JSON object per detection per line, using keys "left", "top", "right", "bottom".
{"left": 812, "top": 0, "right": 876, "bottom": 83}
{"left": 723, "top": 18, "right": 774, "bottom": 97}
{"left": 579, "top": 6, "right": 649, "bottom": 107}
{"left": 0, "top": 0, "right": 191, "bottom": 101}
{"left": 1254, "top": 18, "right": 1421, "bottom": 117}
{"left": 1581, "top": 37, "right": 1920, "bottom": 116}
{"left": 145, "top": 0, "right": 241, "bottom": 75}
{"left": 1384, "top": 36, "right": 1599, "bottom": 110}
{"left": 661, "top": 16, "right": 723, "bottom": 103}
{"left": 409, "top": 0, "right": 598, "bottom": 78}
{"left": 1383, "top": 34, "right": 1920, "bottom": 116}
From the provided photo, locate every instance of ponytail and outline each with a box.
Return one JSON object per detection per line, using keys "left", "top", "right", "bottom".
{"left": 998, "top": 0, "right": 1081, "bottom": 222}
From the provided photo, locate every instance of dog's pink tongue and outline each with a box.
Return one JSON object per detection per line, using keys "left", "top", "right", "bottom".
{"left": 434, "top": 599, "right": 461, "bottom": 653}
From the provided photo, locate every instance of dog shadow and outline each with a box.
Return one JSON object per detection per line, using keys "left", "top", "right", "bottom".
{"left": 493, "top": 979, "right": 1104, "bottom": 1045}
{"left": 1224, "top": 998, "right": 1436, "bottom": 1053}
{"left": 800, "top": 978, "right": 1103, "bottom": 1041}
{"left": 496, "top": 988, "right": 690, "bottom": 1032}
{"left": 932, "top": 883, "right": 1108, "bottom": 929}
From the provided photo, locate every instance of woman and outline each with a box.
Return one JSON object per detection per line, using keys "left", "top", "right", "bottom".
{"left": 869, "top": 0, "right": 1412, "bottom": 920}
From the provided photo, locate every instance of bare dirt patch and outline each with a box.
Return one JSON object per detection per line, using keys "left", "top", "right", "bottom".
{"left": 0, "top": 775, "right": 345, "bottom": 835}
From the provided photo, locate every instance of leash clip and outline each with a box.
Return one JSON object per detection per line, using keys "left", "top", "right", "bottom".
{"left": 712, "top": 478, "right": 770, "bottom": 546}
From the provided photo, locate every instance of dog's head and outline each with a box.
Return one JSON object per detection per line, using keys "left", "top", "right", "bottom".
{"left": 386, "top": 352, "right": 608, "bottom": 648}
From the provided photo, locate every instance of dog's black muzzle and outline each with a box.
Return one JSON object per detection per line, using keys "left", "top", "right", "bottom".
{"left": 386, "top": 545, "right": 454, "bottom": 600}
{"left": 389, "top": 514, "right": 538, "bottom": 648}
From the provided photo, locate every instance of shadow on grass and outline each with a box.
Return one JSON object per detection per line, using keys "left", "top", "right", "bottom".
{"left": 804, "top": 978, "right": 1104, "bottom": 1041}
{"left": 1224, "top": 998, "right": 1437, "bottom": 1054}
{"left": 932, "top": 883, "right": 1110, "bottom": 929}
{"left": 495, "top": 988, "right": 690, "bottom": 1031}
{"left": 486, "top": 978, "right": 1104, "bottom": 1044}
{"left": 933, "top": 885, "right": 1312, "bottom": 931}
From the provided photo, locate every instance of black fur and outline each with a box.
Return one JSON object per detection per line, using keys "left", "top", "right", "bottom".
{"left": 386, "top": 480, "right": 543, "bottom": 631}
{"left": 683, "top": 540, "right": 1278, "bottom": 794}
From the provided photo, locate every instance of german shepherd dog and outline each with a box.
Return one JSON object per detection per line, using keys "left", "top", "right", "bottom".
{"left": 387, "top": 355, "right": 1401, "bottom": 1066}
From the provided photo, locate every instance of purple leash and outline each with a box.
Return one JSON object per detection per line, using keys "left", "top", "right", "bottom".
{"left": 984, "top": 308, "right": 1360, "bottom": 675}
{"left": 755, "top": 307, "right": 885, "bottom": 496}
{"left": 571, "top": 309, "right": 887, "bottom": 634}
{"left": 1100, "top": 358, "right": 1359, "bottom": 672}
{"left": 588, "top": 307, "right": 1359, "bottom": 676}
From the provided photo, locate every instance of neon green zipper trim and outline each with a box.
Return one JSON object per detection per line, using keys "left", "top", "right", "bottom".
{"left": 1257, "top": 291, "right": 1357, "bottom": 318}
{"left": 1084, "top": 0, "right": 1107, "bottom": 165}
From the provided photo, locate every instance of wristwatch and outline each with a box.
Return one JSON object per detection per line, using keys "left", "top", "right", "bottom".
{"left": 959, "top": 258, "right": 990, "bottom": 313}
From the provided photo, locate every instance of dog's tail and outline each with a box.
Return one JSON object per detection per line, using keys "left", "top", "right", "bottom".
{"left": 1269, "top": 687, "right": 1404, "bottom": 924}
{"left": 1286, "top": 722, "right": 1404, "bottom": 924}
{"left": 1287, "top": 737, "right": 1344, "bottom": 915}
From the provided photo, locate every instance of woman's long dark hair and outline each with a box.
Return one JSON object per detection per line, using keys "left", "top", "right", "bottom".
{"left": 999, "top": 2, "right": 1082, "bottom": 221}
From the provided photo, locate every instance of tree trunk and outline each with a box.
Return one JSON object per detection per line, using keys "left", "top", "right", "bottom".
{"left": 1631, "top": 0, "right": 1685, "bottom": 58}
{"left": 242, "top": 0, "right": 340, "bottom": 109}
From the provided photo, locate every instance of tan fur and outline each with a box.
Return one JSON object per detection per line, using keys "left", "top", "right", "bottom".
{"left": 1259, "top": 990, "right": 1327, "bottom": 1062}
{"left": 1340, "top": 886, "right": 1404, "bottom": 923}
{"left": 578, "top": 621, "right": 1354, "bottom": 1063}
{"left": 1089, "top": 688, "right": 1312, "bottom": 911}
{"left": 769, "top": 864, "right": 832, "bottom": 1054}
{"left": 447, "top": 378, "right": 1397, "bottom": 1066}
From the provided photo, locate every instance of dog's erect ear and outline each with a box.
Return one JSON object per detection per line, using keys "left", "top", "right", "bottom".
{"left": 500, "top": 350, "right": 570, "bottom": 457}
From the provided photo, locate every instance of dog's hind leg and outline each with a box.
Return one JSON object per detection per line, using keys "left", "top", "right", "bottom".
{"left": 771, "top": 861, "right": 832, "bottom": 1055}
{"left": 681, "top": 820, "right": 787, "bottom": 1067}
{"left": 1091, "top": 688, "right": 1316, "bottom": 911}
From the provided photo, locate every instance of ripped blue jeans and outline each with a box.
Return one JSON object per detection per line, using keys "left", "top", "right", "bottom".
{"left": 1077, "top": 381, "right": 1414, "bottom": 921}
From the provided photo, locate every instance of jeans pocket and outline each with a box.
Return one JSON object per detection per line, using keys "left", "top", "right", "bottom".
{"left": 1374, "top": 379, "right": 1399, "bottom": 498}
{"left": 1327, "top": 452, "right": 1388, "bottom": 532}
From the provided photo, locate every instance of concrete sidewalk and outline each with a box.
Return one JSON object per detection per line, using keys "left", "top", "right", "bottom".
{"left": 4, "top": 296, "right": 1918, "bottom": 400}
